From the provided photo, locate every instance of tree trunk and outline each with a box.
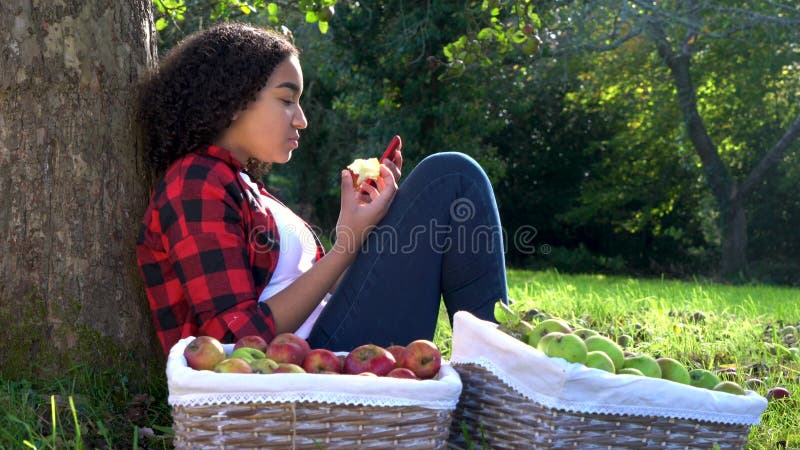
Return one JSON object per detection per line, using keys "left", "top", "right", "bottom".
{"left": 0, "top": 1, "right": 160, "bottom": 380}
{"left": 720, "top": 195, "right": 748, "bottom": 279}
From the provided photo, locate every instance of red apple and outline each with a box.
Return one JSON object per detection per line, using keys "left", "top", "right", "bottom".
{"left": 183, "top": 336, "right": 225, "bottom": 371}
{"left": 386, "top": 345, "right": 409, "bottom": 367}
{"left": 766, "top": 387, "right": 791, "bottom": 401}
{"left": 266, "top": 333, "right": 311, "bottom": 365}
{"left": 233, "top": 335, "right": 269, "bottom": 353}
{"left": 302, "top": 348, "right": 342, "bottom": 374}
{"left": 387, "top": 368, "right": 418, "bottom": 379}
{"left": 273, "top": 363, "right": 306, "bottom": 374}
{"left": 338, "top": 354, "right": 346, "bottom": 370}
{"left": 344, "top": 344, "right": 396, "bottom": 376}
{"left": 399, "top": 340, "right": 442, "bottom": 379}
{"left": 213, "top": 358, "right": 253, "bottom": 374}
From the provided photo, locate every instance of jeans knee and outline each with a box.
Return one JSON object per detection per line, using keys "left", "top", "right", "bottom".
{"left": 417, "top": 152, "right": 487, "bottom": 183}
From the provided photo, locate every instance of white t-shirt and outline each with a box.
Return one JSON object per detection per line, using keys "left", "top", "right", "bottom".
{"left": 240, "top": 172, "right": 329, "bottom": 339}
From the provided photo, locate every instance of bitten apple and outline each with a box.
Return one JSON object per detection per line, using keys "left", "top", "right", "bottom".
{"left": 346, "top": 158, "right": 381, "bottom": 188}
{"left": 399, "top": 340, "right": 442, "bottom": 379}
{"left": 344, "top": 344, "right": 396, "bottom": 376}
{"left": 302, "top": 348, "right": 342, "bottom": 374}
{"left": 183, "top": 336, "right": 226, "bottom": 371}
{"left": 266, "top": 333, "right": 311, "bottom": 365}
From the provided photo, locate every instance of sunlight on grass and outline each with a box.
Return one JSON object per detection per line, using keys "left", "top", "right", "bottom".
{"left": 2, "top": 269, "right": 798, "bottom": 449}
{"left": 438, "top": 269, "right": 800, "bottom": 450}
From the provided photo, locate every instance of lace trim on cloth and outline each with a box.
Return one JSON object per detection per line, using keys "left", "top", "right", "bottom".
{"left": 450, "top": 311, "right": 768, "bottom": 426}
{"left": 167, "top": 337, "right": 461, "bottom": 410}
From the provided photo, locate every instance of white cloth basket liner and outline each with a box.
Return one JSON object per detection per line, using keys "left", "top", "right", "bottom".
{"left": 450, "top": 311, "right": 768, "bottom": 425}
{"left": 167, "top": 336, "right": 461, "bottom": 410}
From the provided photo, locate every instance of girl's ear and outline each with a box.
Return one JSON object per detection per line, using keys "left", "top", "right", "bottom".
{"left": 231, "top": 112, "right": 240, "bottom": 121}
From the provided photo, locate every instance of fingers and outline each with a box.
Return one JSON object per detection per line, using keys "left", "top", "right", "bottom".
{"left": 384, "top": 151, "right": 402, "bottom": 181}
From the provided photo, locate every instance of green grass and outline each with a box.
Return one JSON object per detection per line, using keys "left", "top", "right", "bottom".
{"left": 2, "top": 269, "right": 799, "bottom": 449}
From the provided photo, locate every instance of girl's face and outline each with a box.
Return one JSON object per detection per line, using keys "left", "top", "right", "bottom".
{"left": 216, "top": 55, "right": 308, "bottom": 165}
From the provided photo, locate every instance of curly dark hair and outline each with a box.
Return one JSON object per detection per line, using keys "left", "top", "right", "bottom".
{"left": 136, "top": 22, "right": 299, "bottom": 175}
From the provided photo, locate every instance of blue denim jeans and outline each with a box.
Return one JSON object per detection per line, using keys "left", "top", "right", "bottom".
{"left": 307, "top": 152, "right": 508, "bottom": 351}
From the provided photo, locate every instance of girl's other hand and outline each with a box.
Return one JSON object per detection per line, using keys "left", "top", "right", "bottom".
{"left": 335, "top": 165, "right": 397, "bottom": 254}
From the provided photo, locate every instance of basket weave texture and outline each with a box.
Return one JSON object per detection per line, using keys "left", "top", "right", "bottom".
{"left": 447, "top": 363, "right": 752, "bottom": 450}
{"left": 173, "top": 400, "right": 453, "bottom": 449}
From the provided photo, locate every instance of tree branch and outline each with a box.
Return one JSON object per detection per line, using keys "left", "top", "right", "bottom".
{"left": 648, "top": 19, "right": 733, "bottom": 206}
{"left": 739, "top": 111, "right": 800, "bottom": 199}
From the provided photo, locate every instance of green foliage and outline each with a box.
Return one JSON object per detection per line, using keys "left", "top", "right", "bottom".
{"left": 147, "top": 0, "right": 800, "bottom": 282}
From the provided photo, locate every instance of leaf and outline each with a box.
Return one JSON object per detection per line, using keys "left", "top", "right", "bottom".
{"left": 240, "top": 5, "right": 251, "bottom": 14}
{"left": 267, "top": 2, "right": 278, "bottom": 16}
{"left": 318, "top": 20, "right": 329, "bottom": 34}
{"left": 477, "top": 27, "right": 495, "bottom": 41}
{"left": 306, "top": 10, "right": 318, "bottom": 23}
{"left": 155, "top": 17, "right": 168, "bottom": 31}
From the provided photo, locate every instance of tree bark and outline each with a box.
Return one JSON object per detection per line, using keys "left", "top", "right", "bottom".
{"left": 0, "top": 0, "right": 160, "bottom": 379}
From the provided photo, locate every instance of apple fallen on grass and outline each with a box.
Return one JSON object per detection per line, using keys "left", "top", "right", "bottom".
{"left": 302, "top": 348, "right": 342, "bottom": 374}
{"left": 766, "top": 387, "right": 791, "bottom": 401}
{"left": 400, "top": 340, "right": 442, "bottom": 379}
{"left": 183, "top": 336, "right": 226, "bottom": 371}
{"left": 345, "top": 344, "right": 397, "bottom": 376}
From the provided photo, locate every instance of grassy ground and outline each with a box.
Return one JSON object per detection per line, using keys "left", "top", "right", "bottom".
{"left": 2, "top": 269, "right": 799, "bottom": 449}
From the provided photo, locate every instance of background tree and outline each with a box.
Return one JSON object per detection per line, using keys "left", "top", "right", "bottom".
{"left": 0, "top": 1, "right": 160, "bottom": 378}
{"left": 445, "top": 0, "right": 800, "bottom": 280}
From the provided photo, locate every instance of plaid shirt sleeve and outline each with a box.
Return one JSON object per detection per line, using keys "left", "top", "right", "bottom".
{"left": 138, "top": 159, "right": 277, "bottom": 354}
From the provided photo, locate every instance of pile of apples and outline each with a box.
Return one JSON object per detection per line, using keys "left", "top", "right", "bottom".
{"left": 494, "top": 301, "right": 752, "bottom": 396}
{"left": 182, "top": 333, "right": 443, "bottom": 380}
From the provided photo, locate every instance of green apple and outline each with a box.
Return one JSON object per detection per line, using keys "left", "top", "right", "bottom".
{"left": 498, "top": 320, "right": 534, "bottom": 342}
{"left": 528, "top": 318, "right": 572, "bottom": 347}
{"left": 657, "top": 358, "right": 690, "bottom": 384}
{"left": 713, "top": 381, "right": 746, "bottom": 395}
{"left": 213, "top": 358, "right": 254, "bottom": 374}
{"left": 250, "top": 358, "right": 280, "bottom": 374}
{"left": 493, "top": 300, "right": 518, "bottom": 323}
{"left": 622, "top": 354, "right": 662, "bottom": 378}
{"left": 689, "top": 369, "right": 722, "bottom": 390}
{"left": 586, "top": 351, "right": 615, "bottom": 372}
{"left": 539, "top": 332, "right": 587, "bottom": 364}
{"left": 229, "top": 347, "right": 266, "bottom": 363}
{"left": 617, "top": 367, "right": 645, "bottom": 376}
{"left": 574, "top": 328, "right": 598, "bottom": 340}
{"left": 584, "top": 336, "right": 624, "bottom": 372}
{"left": 616, "top": 334, "right": 633, "bottom": 348}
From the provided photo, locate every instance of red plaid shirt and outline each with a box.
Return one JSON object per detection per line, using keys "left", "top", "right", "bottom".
{"left": 137, "top": 145, "right": 325, "bottom": 355}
